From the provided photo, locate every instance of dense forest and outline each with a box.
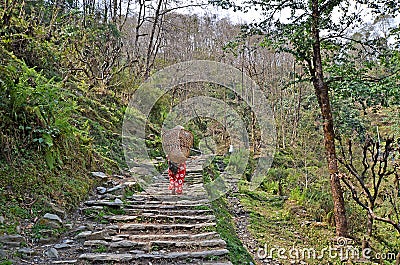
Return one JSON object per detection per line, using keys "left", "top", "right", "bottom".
{"left": 1, "top": 0, "right": 400, "bottom": 264}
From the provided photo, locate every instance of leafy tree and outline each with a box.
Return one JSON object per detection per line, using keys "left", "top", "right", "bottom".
{"left": 212, "top": 0, "right": 400, "bottom": 237}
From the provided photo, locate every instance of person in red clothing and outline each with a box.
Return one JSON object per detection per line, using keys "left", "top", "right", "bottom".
{"left": 167, "top": 159, "right": 186, "bottom": 195}
{"left": 163, "top": 125, "right": 192, "bottom": 195}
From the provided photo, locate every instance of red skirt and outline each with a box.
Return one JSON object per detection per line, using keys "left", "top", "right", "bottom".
{"left": 168, "top": 162, "right": 186, "bottom": 194}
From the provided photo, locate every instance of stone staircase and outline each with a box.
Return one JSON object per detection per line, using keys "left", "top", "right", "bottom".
{"left": 30, "top": 156, "right": 232, "bottom": 264}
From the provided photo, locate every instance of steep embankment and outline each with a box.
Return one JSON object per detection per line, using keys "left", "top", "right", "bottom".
{"left": 0, "top": 47, "right": 128, "bottom": 243}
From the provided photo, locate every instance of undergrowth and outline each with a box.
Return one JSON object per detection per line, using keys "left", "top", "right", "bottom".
{"left": 238, "top": 148, "right": 400, "bottom": 265}
{"left": 0, "top": 47, "right": 127, "bottom": 233}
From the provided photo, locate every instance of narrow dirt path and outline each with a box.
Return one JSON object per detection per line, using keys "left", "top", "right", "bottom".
{"left": 24, "top": 156, "right": 232, "bottom": 264}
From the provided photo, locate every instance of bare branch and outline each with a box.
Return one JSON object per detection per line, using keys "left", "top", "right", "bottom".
{"left": 159, "top": 3, "right": 208, "bottom": 16}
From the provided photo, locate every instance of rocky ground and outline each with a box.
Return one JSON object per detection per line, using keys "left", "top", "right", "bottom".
{"left": 226, "top": 195, "right": 281, "bottom": 265}
{"left": 1, "top": 157, "right": 232, "bottom": 264}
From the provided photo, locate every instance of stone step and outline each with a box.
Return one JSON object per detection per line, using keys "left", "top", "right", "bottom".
{"left": 143, "top": 183, "right": 205, "bottom": 188}
{"left": 80, "top": 204, "right": 213, "bottom": 215}
{"left": 144, "top": 183, "right": 206, "bottom": 189}
{"left": 111, "top": 222, "right": 216, "bottom": 232}
{"left": 79, "top": 248, "right": 229, "bottom": 261}
{"left": 75, "top": 230, "right": 115, "bottom": 240}
{"left": 128, "top": 194, "right": 208, "bottom": 201}
{"left": 79, "top": 253, "right": 132, "bottom": 262}
{"left": 84, "top": 199, "right": 124, "bottom": 207}
{"left": 137, "top": 192, "right": 208, "bottom": 198}
{"left": 125, "top": 203, "right": 210, "bottom": 210}
{"left": 125, "top": 208, "right": 213, "bottom": 216}
{"left": 51, "top": 260, "right": 79, "bottom": 264}
{"left": 110, "top": 231, "right": 220, "bottom": 242}
{"left": 143, "top": 190, "right": 207, "bottom": 196}
{"left": 0, "top": 234, "right": 26, "bottom": 247}
{"left": 149, "top": 238, "right": 226, "bottom": 249}
{"left": 83, "top": 238, "right": 226, "bottom": 250}
{"left": 186, "top": 167, "right": 204, "bottom": 172}
{"left": 136, "top": 197, "right": 209, "bottom": 203}
{"left": 127, "top": 198, "right": 210, "bottom": 205}
{"left": 133, "top": 248, "right": 229, "bottom": 259}
{"left": 103, "top": 213, "right": 215, "bottom": 222}
{"left": 83, "top": 239, "right": 147, "bottom": 249}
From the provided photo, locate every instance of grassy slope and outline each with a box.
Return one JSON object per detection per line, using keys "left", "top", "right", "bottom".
{"left": 238, "top": 174, "right": 400, "bottom": 265}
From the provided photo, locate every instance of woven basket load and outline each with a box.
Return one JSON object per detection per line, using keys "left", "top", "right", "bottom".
{"left": 162, "top": 126, "right": 193, "bottom": 164}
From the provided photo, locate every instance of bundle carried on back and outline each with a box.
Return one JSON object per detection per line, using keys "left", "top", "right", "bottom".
{"left": 162, "top": 125, "right": 194, "bottom": 164}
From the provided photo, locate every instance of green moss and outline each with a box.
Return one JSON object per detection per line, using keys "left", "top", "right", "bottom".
{"left": 31, "top": 223, "right": 52, "bottom": 240}
{"left": 204, "top": 158, "right": 255, "bottom": 265}
{"left": 93, "top": 245, "right": 108, "bottom": 253}
{"left": 211, "top": 197, "right": 255, "bottom": 265}
{"left": 106, "top": 207, "right": 125, "bottom": 215}
{"left": 193, "top": 205, "right": 211, "bottom": 211}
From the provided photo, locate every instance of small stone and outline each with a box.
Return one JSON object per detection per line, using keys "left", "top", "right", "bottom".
{"left": 18, "top": 247, "right": 35, "bottom": 255}
{"left": 83, "top": 240, "right": 108, "bottom": 247}
{"left": 49, "top": 202, "right": 66, "bottom": 217}
{"left": 0, "top": 216, "right": 4, "bottom": 224}
{"left": 97, "top": 187, "right": 107, "bottom": 194}
{"left": 0, "top": 234, "right": 25, "bottom": 246}
{"left": 38, "top": 237, "right": 53, "bottom": 244}
{"left": 123, "top": 181, "right": 137, "bottom": 188}
{"left": 62, "top": 239, "right": 74, "bottom": 244}
{"left": 79, "top": 253, "right": 133, "bottom": 261}
{"left": 54, "top": 243, "right": 70, "bottom": 249}
{"left": 52, "top": 260, "right": 78, "bottom": 264}
{"left": 38, "top": 216, "right": 61, "bottom": 229}
{"left": 76, "top": 226, "right": 87, "bottom": 231}
{"left": 86, "top": 230, "right": 110, "bottom": 240}
{"left": 114, "top": 198, "right": 123, "bottom": 205}
{"left": 75, "top": 231, "right": 92, "bottom": 239}
{"left": 65, "top": 223, "right": 73, "bottom": 229}
{"left": 91, "top": 172, "right": 108, "bottom": 179}
{"left": 84, "top": 199, "right": 122, "bottom": 207}
{"left": 45, "top": 247, "right": 59, "bottom": 259}
{"left": 43, "top": 213, "right": 63, "bottom": 224}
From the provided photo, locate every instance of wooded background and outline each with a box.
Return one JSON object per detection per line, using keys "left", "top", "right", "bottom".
{"left": 1, "top": 0, "right": 400, "bottom": 263}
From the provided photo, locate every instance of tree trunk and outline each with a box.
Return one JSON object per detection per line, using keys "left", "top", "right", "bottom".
{"left": 103, "top": 0, "right": 108, "bottom": 24}
{"left": 112, "top": 0, "right": 117, "bottom": 22}
{"left": 311, "top": 0, "right": 348, "bottom": 237}
{"left": 144, "top": 0, "right": 163, "bottom": 78}
{"left": 367, "top": 212, "right": 373, "bottom": 236}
